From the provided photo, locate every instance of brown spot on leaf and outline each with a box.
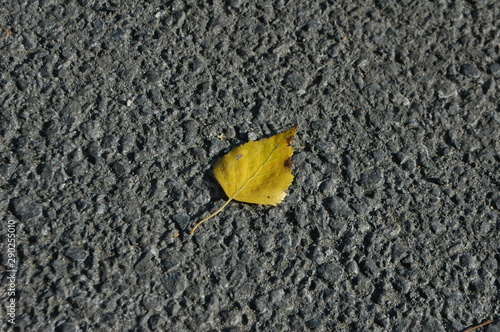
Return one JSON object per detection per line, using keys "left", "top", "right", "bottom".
{"left": 284, "top": 157, "right": 293, "bottom": 169}
{"left": 235, "top": 154, "right": 243, "bottom": 160}
{"left": 286, "top": 124, "right": 298, "bottom": 145}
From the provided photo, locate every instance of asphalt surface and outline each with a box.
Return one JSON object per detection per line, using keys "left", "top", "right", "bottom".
{"left": 1, "top": 0, "right": 499, "bottom": 331}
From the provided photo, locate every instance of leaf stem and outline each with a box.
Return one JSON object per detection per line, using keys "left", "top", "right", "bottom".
{"left": 462, "top": 319, "right": 493, "bottom": 332}
{"left": 189, "top": 198, "right": 233, "bottom": 234}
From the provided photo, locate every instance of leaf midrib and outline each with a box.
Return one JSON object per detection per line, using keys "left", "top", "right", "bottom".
{"left": 230, "top": 136, "right": 287, "bottom": 200}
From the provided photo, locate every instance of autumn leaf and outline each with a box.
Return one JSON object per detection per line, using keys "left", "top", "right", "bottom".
{"left": 189, "top": 125, "right": 298, "bottom": 234}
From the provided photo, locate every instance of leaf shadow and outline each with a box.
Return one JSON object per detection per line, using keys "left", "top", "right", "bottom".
{"left": 193, "top": 150, "right": 228, "bottom": 215}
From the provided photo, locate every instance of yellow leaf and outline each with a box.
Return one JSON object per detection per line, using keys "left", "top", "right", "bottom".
{"left": 189, "top": 125, "right": 297, "bottom": 234}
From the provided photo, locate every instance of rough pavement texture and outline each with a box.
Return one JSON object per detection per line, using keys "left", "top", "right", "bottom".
{"left": 1, "top": 0, "right": 499, "bottom": 331}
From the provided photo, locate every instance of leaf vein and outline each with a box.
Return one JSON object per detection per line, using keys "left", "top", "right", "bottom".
{"left": 231, "top": 135, "right": 289, "bottom": 199}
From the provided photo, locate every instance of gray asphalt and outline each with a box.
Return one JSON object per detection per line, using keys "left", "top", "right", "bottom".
{"left": 1, "top": 0, "right": 499, "bottom": 331}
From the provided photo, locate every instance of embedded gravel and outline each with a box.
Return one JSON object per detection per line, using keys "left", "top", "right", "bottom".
{"left": 1, "top": 0, "right": 499, "bottom": 331}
